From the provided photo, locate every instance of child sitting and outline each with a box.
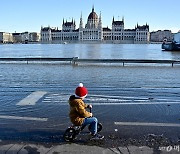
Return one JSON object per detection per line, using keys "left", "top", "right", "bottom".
{"left": 69, "top": 83, "right": 104, "bottom": 140}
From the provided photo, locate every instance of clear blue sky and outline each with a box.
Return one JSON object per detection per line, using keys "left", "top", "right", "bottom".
{"left": 0, "top": 0, "right": 179, "bottom": 33}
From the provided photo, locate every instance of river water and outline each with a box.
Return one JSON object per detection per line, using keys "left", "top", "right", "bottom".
{"left": 0, "top": 44, "right": 180, "bottom": 143}
{"left": 0, "top": 43, "right": 180, "bottom": 60}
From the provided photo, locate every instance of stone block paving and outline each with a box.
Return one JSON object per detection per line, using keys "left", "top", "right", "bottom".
{"left": 1, "top": 143, "right": 179, "bottom": 154}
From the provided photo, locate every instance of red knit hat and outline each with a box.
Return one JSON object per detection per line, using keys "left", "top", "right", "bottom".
{"left": 75, "top": 83, "right": 88, "bottom": 98}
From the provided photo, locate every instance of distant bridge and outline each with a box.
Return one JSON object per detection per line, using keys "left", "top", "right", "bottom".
{"left": 0, "top": 57, "right": 180, "bottom": 67}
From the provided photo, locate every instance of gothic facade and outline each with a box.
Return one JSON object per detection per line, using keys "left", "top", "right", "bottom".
{"left": 41, "top": 7, "right": 150, "bottom": 44}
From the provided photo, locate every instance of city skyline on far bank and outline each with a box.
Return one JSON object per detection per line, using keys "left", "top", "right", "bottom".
{"left": 0, "top": 0, "right": 180, "bottom": 33}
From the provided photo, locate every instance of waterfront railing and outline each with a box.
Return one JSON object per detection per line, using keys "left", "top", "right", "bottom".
{"left": 0, "top": 57, "right": 180, "bottom": 67}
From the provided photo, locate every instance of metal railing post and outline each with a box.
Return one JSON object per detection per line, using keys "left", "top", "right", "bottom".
{"left": 72, "top": 57, "right": 79, "bottom": 65}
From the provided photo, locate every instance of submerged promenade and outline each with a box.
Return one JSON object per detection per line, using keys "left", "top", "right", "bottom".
{"left": 0, "top": 44, "right": 180, "bottom": 153}
{"left": 0, "top": 61, "right": 180, "bottom": 154}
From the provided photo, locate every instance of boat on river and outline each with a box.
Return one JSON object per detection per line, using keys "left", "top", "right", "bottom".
{"left": 162, "top": 41, "right": 180, "bottom": 51}
{"left": 162, "top": 31, "right": 180, "bottom": 51}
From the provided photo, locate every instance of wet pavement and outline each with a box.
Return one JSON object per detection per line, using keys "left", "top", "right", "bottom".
{"left": 0, "top": 91, "right": 180, "bottom": 153}
{"left": 0, "top": 64, "right": 180, "bottom": 153}
{"left": 0, "top": 142, "right": 157, "bottom": 154}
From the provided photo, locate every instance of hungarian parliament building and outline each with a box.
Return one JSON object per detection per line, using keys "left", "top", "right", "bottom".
{"left": 41, "top": 7, "right": 150, "bottom": 44}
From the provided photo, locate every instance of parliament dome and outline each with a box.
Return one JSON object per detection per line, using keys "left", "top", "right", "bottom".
{"left": 88, "top": 7, "right": 98, "bottom": 20}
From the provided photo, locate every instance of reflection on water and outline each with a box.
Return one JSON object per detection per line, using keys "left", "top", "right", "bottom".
{"left": 1, "top": 43, "right": 180, "bottom": 60}
{"left": 164, "top": 50, "right": 180, "bottom": 60}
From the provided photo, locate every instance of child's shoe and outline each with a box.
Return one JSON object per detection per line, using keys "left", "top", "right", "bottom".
{"left": 91, "top": 134, "right": 104, "bottom": 140}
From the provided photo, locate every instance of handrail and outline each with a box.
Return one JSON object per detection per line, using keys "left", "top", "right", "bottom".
{"left": 0, "top": 58, "right": 73, "bottom": 61}
{"left": 0, "top": 57, "right": 180, "bottom": 67}
{"left": 74, "top": 58, "right": 180, "bottom": 63}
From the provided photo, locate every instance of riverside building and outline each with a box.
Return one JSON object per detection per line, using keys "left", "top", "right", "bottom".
{"left": 0, "top": 32, "right": 13, "bottom": 43}
{"left": 40, "top": 7, "right": 150, "bottom": 44}
{"left": 150, "top": 30, "right": 173, "bottom": 42}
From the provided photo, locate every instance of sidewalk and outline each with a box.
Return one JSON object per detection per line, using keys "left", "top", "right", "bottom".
{"left": 1, "top": 142, "right": 177, "bottom": 154}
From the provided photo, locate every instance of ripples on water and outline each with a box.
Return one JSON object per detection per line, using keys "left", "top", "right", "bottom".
{"left": 0, "top": 44, "right": 180, "bottom": 129}
{"left": 0, "top": 63, "right": 180, "bottom": 120}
